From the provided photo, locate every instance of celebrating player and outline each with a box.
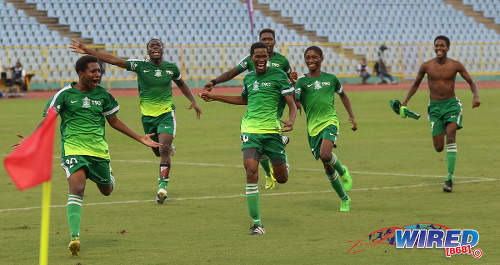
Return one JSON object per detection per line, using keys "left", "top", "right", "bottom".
{"left": 204, "top": 28, "right": 298, "bottom": 190}
{"left": 295, "top": 46, "right": 356, "bottom": 212}
{"left": 13, "top": 55, "right": 162, "bottom": 256}
{"left": 70, "top": 38, "right": 202, "bottom": 203}
{"left": 200, "top": 42, "right": 297, "bottom": 235}
{"left": 402, "top": 35, "right": 480, "bottom": 192}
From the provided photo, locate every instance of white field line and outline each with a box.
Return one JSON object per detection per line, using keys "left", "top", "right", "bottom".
{"left": 0, "top": 178, "right": 496, "bottom": 213}
{"left": 114, "top": 159, "right": 494, "bottom": 180}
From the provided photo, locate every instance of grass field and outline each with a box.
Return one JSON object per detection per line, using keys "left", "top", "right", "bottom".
{"left": 1, "top": 87, "right": 499, "bottom": 265}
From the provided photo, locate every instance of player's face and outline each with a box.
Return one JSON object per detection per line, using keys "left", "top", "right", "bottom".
{"left": 147, "top": 40, "right": 164, "bottom": 60}
{"left": 79, "top": 62, "right": 101, "bottom": 88}
{"left": 434, "top": 39, "right": 449, "bottom": 59}
{"left": 259, "top": 32, "right": 275, "bottom": 53}
{"left": 251, "top": 48, "right": 269, "bottom": 74}
{"left": 304, "top": 50, "right": 323, "bottom": 72}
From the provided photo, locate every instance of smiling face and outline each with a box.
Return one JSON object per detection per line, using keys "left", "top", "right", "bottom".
{"left": 259, "top": 32, "right": 275, "bottom": 54}
{"left": 147, "top": 39, "right": 164, "bottom": 60}
{"left": 304, "top": 49, "right": 323, "bottom": 73}
{"left": 78, "top": 62, "right": 101, "bottom": 89}
{"left": 251, "top": 47, "right": 269, "bottom": 74}
{"left": 434, "top": 39, "right": 449, "bottom": 59}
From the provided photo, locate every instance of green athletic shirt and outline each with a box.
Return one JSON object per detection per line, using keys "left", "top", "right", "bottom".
{"left": 43, "top": 83, "right": 119, "bottom": 159}
{"left": 237, "top": 52, "right": 291, "bottom": 119}
{"left": 126, "top": 59, "right": 181, "bottom": 117}
{"left": 241, "top": 67, "right": 294, "bottom": 134}
{"left": 295, "top": 72, "right": 343, "bottom": 136}
{"left": 236, "top": 52, "right": 290, "bottom": 73}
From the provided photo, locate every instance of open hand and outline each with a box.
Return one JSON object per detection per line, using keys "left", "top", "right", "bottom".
{"left": 69, "top": 39, "right": 87, "bottom": 54}
{"left": 141, "top": 133, "right": 162, "bottom": 148}
{"left": 189, "top": 102, "right": 202, "bottom": 119}
{"left": 280, "top": 119, "right": 294, "bottom": 132}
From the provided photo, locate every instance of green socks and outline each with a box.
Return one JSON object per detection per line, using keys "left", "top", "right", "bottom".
{"left": 158, "top": 163, "right": 170, "bottom": 189}
{"left": 246, "top": 183, "right": 262, "bottom": 226}
{"left": 67, "top": 194, "right": 83, "bottom": 238}
{"left": 446, "top": 143, "right": 457, "bottom": 181}
{"left": 260, "top": 159, "right": 272, "bottom": 177}
{"left": 328, "top": 153, "right": 346, "bottom": 176}
{"left": 327, "top": 173, "right": 348, "bottom": 200}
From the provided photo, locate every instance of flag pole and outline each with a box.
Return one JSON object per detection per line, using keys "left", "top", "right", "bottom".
{"left": 39, "top": 180, "right": 51, "bottom": 265}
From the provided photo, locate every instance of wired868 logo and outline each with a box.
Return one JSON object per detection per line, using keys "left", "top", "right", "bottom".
{"left": 395, "top": 227, "right": 482, "bottom": 259}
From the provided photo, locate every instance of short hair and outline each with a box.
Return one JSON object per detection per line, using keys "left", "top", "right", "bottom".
{"left": 434, "top": 35, "right": 450, "bottom": 48}
{"left": 304, "top": 46, "right": 323, "bottom": 58}
{"left": 250, "top": 42, "right": 268, "bottom": 56}
{"left": 75, "top": 55, "right": 98, "bottom": 73}
{"left": 259, "top": 28, "right": 275, "bottom": 39}
{"left": 147, "top": 38, "right": 162, "bottom": 47}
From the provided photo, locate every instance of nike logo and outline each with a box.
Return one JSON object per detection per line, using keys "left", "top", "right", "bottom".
{"left": 70, "top": 100, "right": 77, "bottom": 103}
{"left": 329, "top": 133, "right": 335, "bottom": 136}
{"left": 450, "top": 115, "right": 456, "bottom": 118}
{"left": 144, "top": 70, "right": 149, "bottom": 73}
{"left": 165, "top": 126, "right": 170, "bottom": 129}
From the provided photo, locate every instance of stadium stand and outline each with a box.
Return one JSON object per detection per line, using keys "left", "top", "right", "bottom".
{"left": 1, "top": 0, "right": 499, "bottom": 89}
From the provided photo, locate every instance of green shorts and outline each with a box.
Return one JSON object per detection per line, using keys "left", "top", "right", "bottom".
{"left": 308, "top": 124, "right": 338, "bottom": 160}
{"left": 240, "top": 133, "right": 286, "bottom": 160}
{"left": 142, "top": 111, "right": 176, "bottom": 141}
{"left": 61, "top": 155, "right": 114, "bottom": 185}
{"left": 427, "top": 97, "right": 463, "bottom": 136}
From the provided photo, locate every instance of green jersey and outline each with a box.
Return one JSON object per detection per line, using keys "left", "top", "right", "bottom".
{"left": 236, "top": 52, "right": 291, "bottom": 119}
{"left": 295, "top": 72, "right": 343, "bottom": 136}
{"left": 236, "top": 52, "right": 290, "bottom": 73}
{"left": 126, "top": 59, "right": 181, "bottom": 117}
{"left": 43, "top": 83, "right": 119, "bottom": 159}
{"left": 241, "top": 67, "right": 294, "bottom": 134}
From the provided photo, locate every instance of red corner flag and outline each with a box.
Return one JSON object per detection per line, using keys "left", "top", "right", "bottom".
{"left": 4, "top": 107, "right": 58, "bottom": 191}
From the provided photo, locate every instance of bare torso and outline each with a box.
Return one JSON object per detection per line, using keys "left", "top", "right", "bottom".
{"left": 424, "top": 58, "right": 461, "bottom": 100}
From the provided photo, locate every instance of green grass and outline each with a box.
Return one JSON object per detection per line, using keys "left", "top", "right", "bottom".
{"left": 1, "top": 88, "right": 499, "bottom": 265}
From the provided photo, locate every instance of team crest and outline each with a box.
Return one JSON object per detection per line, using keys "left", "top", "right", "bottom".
{"left": 154, "top": 69, "right": 162, "bottom": 77}
{"left": 314, "top": 80, "right": 321, "bottom": 90}
{"left": 82, "top": 97, "right": 91, "bottom": 108}
{"left": 253, "top": 81, "right": 259, "bottom": 91}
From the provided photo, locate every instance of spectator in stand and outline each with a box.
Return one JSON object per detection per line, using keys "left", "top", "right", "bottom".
{"left": 13, "top": 61, "right": 27, "bottom": 91}
{"left": 373, "top": 58, "right": 396, "bottom": 84}
{"left": 357, "top": 58, "right": 371, "bottom": 84}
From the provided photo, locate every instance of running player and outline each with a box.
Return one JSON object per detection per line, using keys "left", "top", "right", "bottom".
{"left": 200, "top": 42, "right": 297, "bottom": 234}
{"left": 295, "top": 46, "right": 356, "bottom": 211}
{"left": 70, "top": 39, "right": 202, "bottom": 203}
{"left": 402, "top": 35, "right": 480, "bottom": 192}
{"left": 204, "top": 28, "right": 298, "bottom": 190}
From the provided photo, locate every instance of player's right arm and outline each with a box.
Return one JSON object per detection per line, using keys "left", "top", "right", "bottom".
{"left": 402, "top": 63, "right": 426, "bottom": 106}
{"left": 69, "top": 39, "right": 127, "bottom": 69}
{"left": 199, "top": 91, "right": 247, "bottom": 105}
{"left": 204, "top": 67, "right": 244, "bottom": 91}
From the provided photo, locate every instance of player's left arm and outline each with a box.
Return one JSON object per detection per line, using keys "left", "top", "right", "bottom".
{"left": 106, "top": 114, "right": 161, "bottom": 148}
{"left": 338, "top": 91, "right": 357, "bottom": 131}
{"left": 457, "top": 61, "right": 480, "bottom": 108}
{"left": 174, "top": 78, "right": 202, "bottom": 119}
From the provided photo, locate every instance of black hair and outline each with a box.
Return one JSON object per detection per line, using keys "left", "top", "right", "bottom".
{"left": 259, "top": 28, "right": 275, "bottom": 39}
{"left": 147, "top": 38, "right": 163, "bottom": 47}
{"left": 304, "top": 46, "right": 323, "bottom": 58}
{"left": 75, "top": 55, "right": 98, "bottom": 73}
{"left": 250, "top": 42, "right": 268, "bottom": 56}
{"left": 434, "top": 35, "right": 450, "bottom": 48}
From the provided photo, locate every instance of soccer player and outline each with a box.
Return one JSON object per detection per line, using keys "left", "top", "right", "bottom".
{"left": 204, "top": 28, "right": 298, "bottom": 190}
{"left": 402, "top": 35, "right": 480, "bottom": 192}
{"left": 70, "top": 39, "right": 202, "bottom": 203}
{"left": 200, "top": 42, "right": 297, "bottom": 234}
{"left": 295, "top": 46, "right": 356, "bottom": 211}
{"left": 14, "top": 55, "right": 161, "bottom": 256}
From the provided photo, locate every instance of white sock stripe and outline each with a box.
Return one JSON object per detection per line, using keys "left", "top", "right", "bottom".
{"left": 68, "top": 195, "right": 83, "bottom": 200}
{"left": 329, "top": 153, "right": 338, "bottom": 165}
{"left": 68, "top": 198, "right": 83, "bottom": 203}
{"left": 446, "top": 149, "right": 457, "bottom": 152}
{"left": 68, "top": 194, "right": 83, "bottom": 198}
{"left": 67, "top": 201, "right": 83, "bottom": 206}
{"left": 246, "top": 184, "right": 258, "bottom": 187}
{"left": 246, "top": 186, "right": 259, "bottom": 190}
{"left": 445, "top": 143, "right": 457, "bottom": 147}
{"left": 252, "top": 218, "right": 260, "bottom": 222}
{"left": 246, "top": 190, "right": 259, "bottom": 195}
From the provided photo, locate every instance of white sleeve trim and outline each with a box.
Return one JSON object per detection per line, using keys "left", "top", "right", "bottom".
{"left": 103, "top": 105, "right": 120, "bottom": 116}
{"left": 49, "top": 85, "right": 72, "bottom": 109}
{"left": 175, "top": 74, "right": 182, "bottom": 81}
{"left": 281, "top": 87, "right": 295, "bottom": 95}
{"left": 336, "top": 84, "right": 344, "bottom": 94}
